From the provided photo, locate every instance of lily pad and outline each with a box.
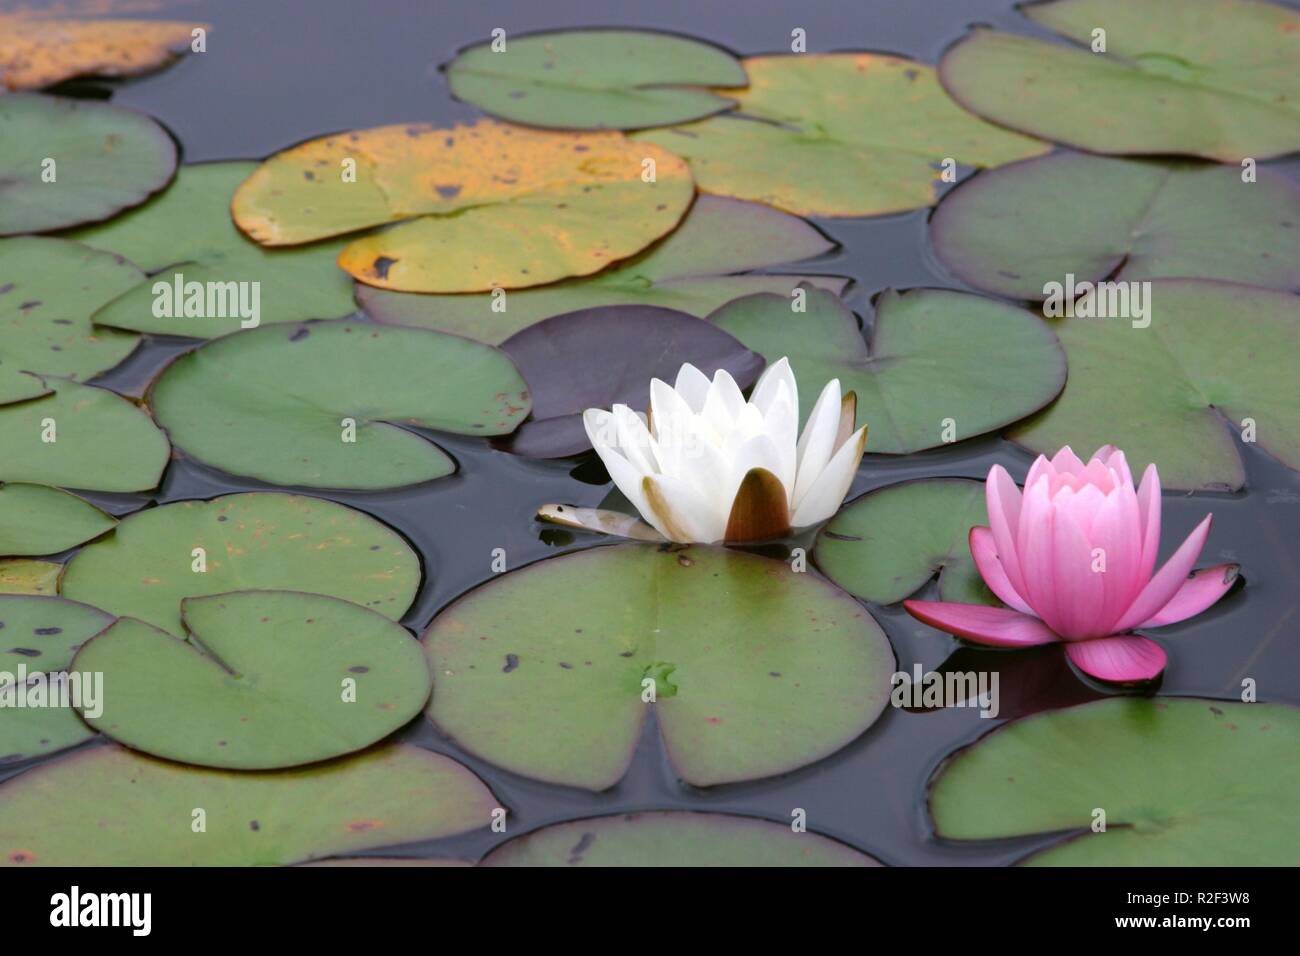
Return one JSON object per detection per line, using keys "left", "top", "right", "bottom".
{"left": 73, "top": 590, "right": 431, "bottom": 769}
{"left": 1, "top": 594, "right": 111, "bottom": 674}
{"left": 231, "top": 120, "right": 694, "bottom": 293}
{"left": 0, "top": 742, "right": 498, "bottom": 866}
{"left": 930, "top": 697, "right": 1300, "bottom": 865}
{"left": 148, "top": 320, "right": 530, "bottom": 489}
{"left": 635, "top": 53, "right": 1047, "bottom": 217}
{"left": 0, "top": 595, "right": 113, "bottom": 766}
{"left": 939, "top": 0, "right": 1300, "bottom": 162}
{"left": 0, "top": 237, "right": 142, "bottom": 404}
{"left": 357, "top": 196, "right": 850, "bottom": 345}
{"left": 67, "top": 162, "right": 356, "bottom": 338}
{"left": 496, "top": 305, "right": 763, "bottom": 458}
{"left": 931, "top": 152, "right": 1300, "bottom": 300}
{"left": 482, "top": 811, "right": 880, "bottom": 866}
{"left": 0, "top": 377, "right": 170, "bottom": 492}
{"left": 445, "top": 29, "right": 746, "bottom": 130}
{"left": 423, "top": 543, "right": 894, "bottom": 790}
{"left": 0, "top": 93, "right": 175, "bottom": 235}
{"left": 0, "top": 560, "right": 61, "bottom": 596}
{"left": 0, "top": 13, "right": 203, "bottom": 91}
{"left": 710, "top": 286, "right": 1066, "bottom": 451}
{"left": 1007, "top": 279, "right": 1300, "bottom": 491}
{"left": 0, "top": 482, "right": 116, "bottom": 556}
{"left": 816, "top": 479, "right": 997, "bottom": 606}
{"left": 60, "top": 492, "right": 420, "bottom": 635}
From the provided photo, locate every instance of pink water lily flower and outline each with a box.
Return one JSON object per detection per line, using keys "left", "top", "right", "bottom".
{"left": 904, "top": 446, "right": 1238, "bottom": 683}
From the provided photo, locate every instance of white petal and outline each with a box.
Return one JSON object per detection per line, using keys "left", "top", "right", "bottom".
{"left": 791, "top": 425, "right": 866, "bottom": 528}
{"left": 749, "top": 356, "right": 797, "bottom": 417}
{"left": 649, "top": 378, "right": 700, "bottom": 476}
{"left": 761, "top": 381, "right": 798, "bottom": 496}
{"left": 702, "top": 368, "right": 745, "bottom": 433}
{"left": 611, "top": 404, "right": 657, "bottom": 476}
{"left": 724, "top": 433, "right": 787, "bottom": 508}
{"left": 673, "top": 363, "right": 712, "bottom": 414}
{"left": 792, "top": 378, "right": 842, "bottom": 509}
{"left": 641, "top": 474, "right": 728, "bottom": 543}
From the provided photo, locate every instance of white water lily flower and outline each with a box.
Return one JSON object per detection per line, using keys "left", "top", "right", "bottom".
{"left": 574, "top": 358, "right": 867, "bottom": 544}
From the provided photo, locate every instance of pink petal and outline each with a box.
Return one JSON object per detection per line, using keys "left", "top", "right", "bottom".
{"left": 1016, "top": 473, "right": 1056, "bottom": 616}
{"left": 1139, "top": 564, "right": 1240, "bottom": 628}
{"left": 968, "top": 526, "right": 1034, "bottom": 614}
{"left": 1066, "top": 636, "right": 1167, "bottom": 683}
{"left": 1050, "top": 446, "right": 1088, "bottom": 478}
{"left": 903, "top": 601, "right": 1061, "bottom": 647}
{"left": 985, "top": 465, "right": 1028, "bottom": 598}
{"left": 1045, "top": 504, "right": 1106, "bottom": 639}
{"left": 1134, "top": 463, "right": 1161, "bottom": 584}
{"left": 1086, "top": 484, "right": 1145, "bottom": 634}
{"left": 1100, "top": 447, "right": 1133, "bottom": 489}
{"left": 1114, "top": 514, "right": 1213, "bottom": 632}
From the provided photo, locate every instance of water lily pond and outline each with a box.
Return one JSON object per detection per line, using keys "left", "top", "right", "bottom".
{"left": 0, "top": 0, "right": 1298, "bottom": 868}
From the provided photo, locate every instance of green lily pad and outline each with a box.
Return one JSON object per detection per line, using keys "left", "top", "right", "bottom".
{"left": 0, "top": 560, "right": 61, "bottom": 596}
{"left": 230, "top": 120, "right": 694, "bottom": 294}
{"left": 0, "top": 377, "right": 170, "bottom": 492}
{"left": 73, "top": 590, "right": 431, "bottom": 769}
{"left": 148, "top": 320, "right": 530, "bottom": 489}
{"left": 0, "top": 595, "right": 113, "bottom": 765}
{"left": 816, "top": 479, "right": 998, "bottom": 606}
{"left": 61, "top": 492, "right": 420, "bottom": 636}
{"left": 0, "top": 742, "right": 498, "bottom": 866}
{"left": 68, "top": 162, "right": 356, "bottom": 339}
{"left": 0, "top": 237, "right": 142, "bottom": 404}
{"left": 0, "top": 482, "right": 116, "bottom": 556}
{"left": 710, "top": 286, "right": 1066, "bottom": 451}
{"left": 482, "top": 811, "right": 880, "bottom": 866}
{"left": 931, "top": 152, "right": 1300, "bottom": 300}
{"left": 0, "top": 93, "right": 176, "bottom": 235}
{"left": 1, "top": 594, "right": 111, "bottom": 674}
{"left": 635, "top": 53, "right": 1047, "bottom": 217}
{"left": 357, "top": 196, "right": 850, "bottom": 345}
{"left": 423, "top": 543, "right": 894, "bottom": 790}
{"left": 930, "top": 697, "right": 1300, "bottom": 865}
{"left": 1007, "top": 279, "right": 1300, "bottom": 491}
{"left": 938, "top": 0, "right": 1300, "bottom": 162}
{"left": 445, "top": 29, "right": 746, "bottom": 130}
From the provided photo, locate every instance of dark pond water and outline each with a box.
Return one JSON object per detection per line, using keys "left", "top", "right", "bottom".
{"left": 5, "top": 0, "right": 1298, "bottom": 865}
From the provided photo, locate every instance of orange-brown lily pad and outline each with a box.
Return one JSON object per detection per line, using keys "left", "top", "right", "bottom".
{"left": 0, "top": 13, "right": 205, "bottom": 91}
{"left": 231, "top": 120, "right": 694, "bottom": 293}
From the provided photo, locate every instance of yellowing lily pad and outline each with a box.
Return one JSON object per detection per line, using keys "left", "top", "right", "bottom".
{"left": 73, "top": 590, "right": 432, "bottom": 769}
{"left": 0, "top": 742, "right": 498, "bottom": 866}
{"left": 710, "top": 286, "right": 1066, "bottom": 451}
{"left": 423, "top": 543, "right": 894, "bottom": 790}
{"left": 357, "top": 195, "right": 850, "bottom": 345}
{"left": 446, "top": 29, "right": 746, "bottom": 130}
{"left": 0, "top": 13, "right": 203, "bottom": 91}
{"left": 0, "top": 236, "right": 142, "bottom": 404}
{"left": 0, "top": 482, "right": 115, "bottom": 556}
{"left": 231, "top": 120, "right": 694, "bottom": 293}
{"left": 0, "top": 559, "right": 61, "bottom": 596}
{"left": 931, "top": 152, "right": 1300, "bottom": 300}
{"left": 0, "top": 377, "right": 170, "bottom": 492}
{"left": 0, "top": 594, "right": 113, "bottom": 765}
{"left": 0, "top": 93, "right": 175, "bottom": 235}
{"left": 60, "top": 492, "right": 421, "bottom": 635}
{"left": 939, "top": 0, "right": 1300, "bottom": 162}
{"left": 930, "top": 698, "right": 1300, "bottom": 865}
{"left": 635, "top": 54, "right": 1048, "bottom": 217}
{"left": 816, "top": 479, "right": 997, "bottom": 606}
{"left": 69, "top": 162, "right": 356, "bottom": 338}
{"left": 1007, "top": 280, "right": 1300, "bottom": 491}
{"left": 482, "top": 811, "right": 880, "bottom": 866}
{"left": 147, "top": 321, "right": 530, "bottom": 489}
